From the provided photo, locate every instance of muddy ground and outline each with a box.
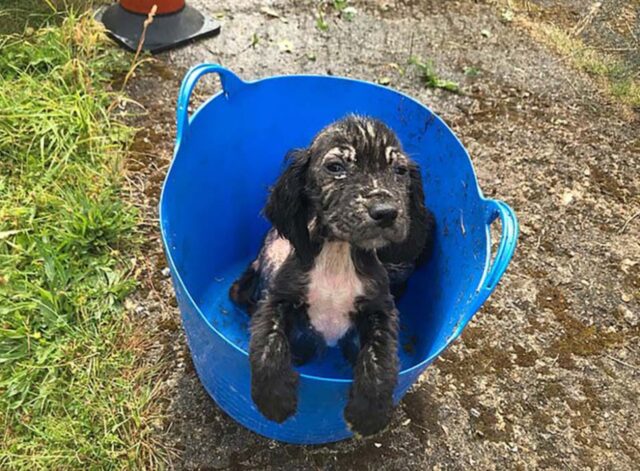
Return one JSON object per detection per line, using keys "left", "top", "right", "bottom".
{"left": 121, "top": 1, "right": 639, "bottom": 469}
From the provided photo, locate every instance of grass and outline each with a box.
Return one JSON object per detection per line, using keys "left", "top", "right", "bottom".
{"left": 409, "top": 56, "right": 461, "bottom": 94}
{"left": 315, "top": 0, "right": 356, "bottom": 31}
{"left": 534, "top": 23, "right": 640, "bottom": 107}
{"left": 0, "top": 12, "right": 167, "bottom": 470}
{"left": 0, "top": 0, "right": 110, "bottom": 35}
{"left": 0, "top": 0, "right": 55, "bottom": 35}
{"left": 492, "top": 1, "right": 640, "bottom": 109}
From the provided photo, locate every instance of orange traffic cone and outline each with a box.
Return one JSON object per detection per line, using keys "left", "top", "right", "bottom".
{"left": 96, "top": 0, "right": 220, "bottom": 53}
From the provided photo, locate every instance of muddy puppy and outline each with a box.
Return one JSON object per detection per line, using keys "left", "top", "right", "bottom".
{"left": 230, "top": 115, "right": 435, "bottom": 436}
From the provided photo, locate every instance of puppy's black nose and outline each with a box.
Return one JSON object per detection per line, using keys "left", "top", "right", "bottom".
{"left": 368, "top": 203, "right": 398, "bottom": 226}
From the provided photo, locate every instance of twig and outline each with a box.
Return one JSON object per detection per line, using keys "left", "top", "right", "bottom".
{"left": 626, "top": 22, "right": 638, "bottom": 43}
{"left": 107, "top": 5, "right": 157, "bottom": 112}
{"left": 138, "top": 221, "right": 160, "bottom": 228}
{"left": 605, "top": 354, "right": 638, "bottom": 371}
{"left": 591, "top": 46, "right": 634, "bottom": 53}
{"left": 618, "top": 210, "right": 640, "bottom": 234}
{"left": 408, "top": 31, "right": 415, "bottom": 63}
{"left": 122, "top": 5, "right": 157, "bottom": 90}
{"left": 536, "top": 227, "right": 544, "bottom": 250}
{"left": 572, "top": 2, "right": 602, "bottom": 37}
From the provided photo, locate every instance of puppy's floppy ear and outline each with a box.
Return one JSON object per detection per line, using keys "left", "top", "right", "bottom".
{"left": 265, "top": 149, "right": 313, "bottom": 263}
{"left": 378, "top": 162, "right": 435, "bottom": 265}
{"left": 408, "top": 162, "right": 435, "bottom": 266}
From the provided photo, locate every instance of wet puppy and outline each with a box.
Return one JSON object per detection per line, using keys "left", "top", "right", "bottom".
{"left": 230, "top": 115, "right": 434, "bottom": 436}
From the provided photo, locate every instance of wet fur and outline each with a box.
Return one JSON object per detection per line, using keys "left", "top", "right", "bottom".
{"left": 230, "top": 115, "right": 435, "bottom": 436}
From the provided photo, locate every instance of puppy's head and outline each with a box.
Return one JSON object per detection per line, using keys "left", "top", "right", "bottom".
{"left": 266, "top": 115, "right": 427, "bottom": 260}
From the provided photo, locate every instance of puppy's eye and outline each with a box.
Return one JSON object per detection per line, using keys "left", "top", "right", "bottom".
{"left": 394, "top": 165, "right": 408, "bottom": 176}
{"left": 325, "top": 162, "right": 346, "bottom": 174}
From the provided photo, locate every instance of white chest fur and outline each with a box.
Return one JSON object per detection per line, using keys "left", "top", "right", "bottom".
{"left": 306, "top": 242, "right": 364, "bottom": 346}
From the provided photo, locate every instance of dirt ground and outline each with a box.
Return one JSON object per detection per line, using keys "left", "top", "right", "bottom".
{"left": 120, "top": 1, "right": 639, "bottom": 469}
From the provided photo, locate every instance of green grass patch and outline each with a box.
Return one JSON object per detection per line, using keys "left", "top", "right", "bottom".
{"left": 0, "top": 0, "right": 110, "bottom": 35}
{"left": 409, "top": 56, "right": 461, "bottom": 94}
{"left": 488, "top": 2, "right": 639, "bottom": 108}
{"left": 516, "top": 18, "right": 640, "bottom": 108}
{"left": 538, "top": 23, "right": 640, "bottom": 107}
{"left": 0, "top": 0, "right": 55, "bottom": 35}
{"left": 0, "top": 13, "right": 166, "bottom": 469}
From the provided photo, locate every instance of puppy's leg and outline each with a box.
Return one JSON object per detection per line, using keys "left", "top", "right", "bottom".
{"left": 344, "top": 300, "right": 399, "bottom": 436}
{"left": 249, "top": 299, "right": 299, "bottom": 423}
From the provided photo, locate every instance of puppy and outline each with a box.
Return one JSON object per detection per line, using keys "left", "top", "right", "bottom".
{"left": 230, "top": 115, "right": 434, "bottom": 436}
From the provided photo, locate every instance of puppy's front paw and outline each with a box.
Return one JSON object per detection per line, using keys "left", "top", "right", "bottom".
{"left": 344, "top": 393, "right": 393, "bottom": 436}
{"left": 251, "top": 368, "right": 299, "bottom": 423}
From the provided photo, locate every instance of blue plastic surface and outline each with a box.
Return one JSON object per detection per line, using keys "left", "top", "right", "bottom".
{"left": 159, "top": 64, "right": 519, "bottom": 444}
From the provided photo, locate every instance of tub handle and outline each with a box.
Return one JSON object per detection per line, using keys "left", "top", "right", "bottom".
{"left": 453, "top": 199, "right": 518, "bottom": 338}
{"left": 176, "top": 63, "right": 245, "bottom": 146}
{"left": 479, "top": 199, "right": 519, "bottom": 296}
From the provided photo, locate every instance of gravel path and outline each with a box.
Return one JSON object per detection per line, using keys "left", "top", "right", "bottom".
{"left": 123, "top": 1, "right": 639, "bottom": 469}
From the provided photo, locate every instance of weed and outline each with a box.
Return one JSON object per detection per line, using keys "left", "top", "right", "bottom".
{"left": 464, "top": 66, "right": 481, "bottom": 78}
{"left": 315, "top": 0, "right": 356, "bottom": 31}
{"left": 501, "top": 8, "right": 515, "bottom": 23}
{"left": 0, "top": 12, "right": 167, "bottom": 470}
{"left": 341, "top": 7, "right": 357, "bottom": 21}
{"left": 333, "top": 0, "right": 348, "bottom": 11}
{"left": 333, "top": 0, "right": 356, "bottom": 20}
{"left": 315, "top": 8, "right": 329, "bottom": 32}
{"left": 410, "top": 56, "right": 461, "bottom": 94}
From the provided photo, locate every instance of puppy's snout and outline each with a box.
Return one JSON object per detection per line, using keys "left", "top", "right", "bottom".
{"left": 367, "top": 202, "right": 398, "bottom": 227}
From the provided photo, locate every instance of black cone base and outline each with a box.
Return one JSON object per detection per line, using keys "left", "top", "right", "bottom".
{"left": 95, "top": 4, "right": 220, "bottom": 54}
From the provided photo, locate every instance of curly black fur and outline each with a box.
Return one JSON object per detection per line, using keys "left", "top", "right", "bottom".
{"left": 230, "top": 115, "right": 435, "bottom": 436}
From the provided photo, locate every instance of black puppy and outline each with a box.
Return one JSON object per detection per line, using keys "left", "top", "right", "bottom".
{"left": 230, "top": 115, "right": 434, "bottom": 436}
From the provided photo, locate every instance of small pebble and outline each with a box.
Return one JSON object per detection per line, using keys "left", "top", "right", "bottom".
{"left": 374, "top": 442, "right": 382, "bottom": 448}
{"left": 161, "top": 267, "right": 171, "bottom": 277}
{"left": 618, "top": 304, "right": 637, "bottom": 326}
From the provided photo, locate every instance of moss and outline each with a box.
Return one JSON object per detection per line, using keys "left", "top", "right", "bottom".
{"left": 461, "top": 394, "right": 514, "bottom": 443}
{"left": 513, "top": 344, "right": 539, "bottom": 367}
{"left": 536, "top": 284, "right": 626, "bottom": 366}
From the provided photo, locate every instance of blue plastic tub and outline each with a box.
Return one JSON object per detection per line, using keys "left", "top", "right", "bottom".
{"left": 160, "top": 64, "right": 518, "bottom": 444}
